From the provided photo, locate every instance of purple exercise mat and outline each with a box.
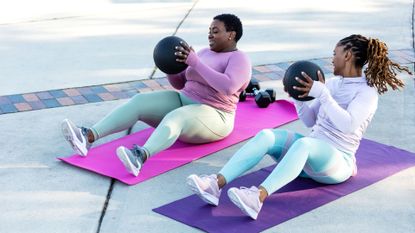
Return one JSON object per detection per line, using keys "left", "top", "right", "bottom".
{"left": 153, "top": 139, "right": 415, "bottom": 233}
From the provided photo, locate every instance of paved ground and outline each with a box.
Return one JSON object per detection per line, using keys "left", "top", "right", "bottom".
{"left": 1, "top": 0, "right": 414, "bottom": 233}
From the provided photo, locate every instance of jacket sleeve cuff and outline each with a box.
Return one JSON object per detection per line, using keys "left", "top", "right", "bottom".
{"left": 308, "top": 81, "right": 325, "bottom": 98}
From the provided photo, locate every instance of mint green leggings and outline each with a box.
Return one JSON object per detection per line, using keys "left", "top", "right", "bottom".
{"left": 91, "top": 90, "right": 235, "bottom": 156}
{"left": 219, "top": 129, "right": 355, "bottom": 194}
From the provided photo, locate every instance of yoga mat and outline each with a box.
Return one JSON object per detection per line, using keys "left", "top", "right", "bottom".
{"left": 59, "top": 99, "right": 298, "bottom": 185}
{"left": 153, "top": 139, "right": 415, "bottom": 233}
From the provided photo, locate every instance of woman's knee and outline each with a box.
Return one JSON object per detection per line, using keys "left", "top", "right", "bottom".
{"left": 290, "top": 137, "right": 313, "bottom": 150}
{"left": 163, "top": 107, "right": 186, "bottom": 123}
{"left": 252, "top": 129, "right": 276, "bottom": 146}
{"left": 127, "top": 92, "right": 148, "bottom": 105}
{"left": 129, "top": 91, "right": 176, "bottom": 104}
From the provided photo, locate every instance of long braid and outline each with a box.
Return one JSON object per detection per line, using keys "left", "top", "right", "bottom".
{"left": 338, "top": 34, "right": 412, "bottom": 94}
{"left": 366, "top": 38, "right": 410, "bottom": 94}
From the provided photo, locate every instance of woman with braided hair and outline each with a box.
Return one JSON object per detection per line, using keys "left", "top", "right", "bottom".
{"left": 186, "top": 34, "right": 412, "bottom": 220}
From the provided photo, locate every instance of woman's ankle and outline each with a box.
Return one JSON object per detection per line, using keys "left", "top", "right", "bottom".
{"left": 217, "top": 174, "right": 227, "bottom": 189}
{"left": 141, "top": 147, "right": 150, "bottom": 162}
{"left": 258, "top": 186, "right": 269, "bottom": 203}
{"left": 86, "top": 129, "right": 95, "bottom": 143}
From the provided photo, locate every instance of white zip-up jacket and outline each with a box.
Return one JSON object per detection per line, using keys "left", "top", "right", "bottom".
{"left": 294, "top": 75, "right": 378, "bottom": 156}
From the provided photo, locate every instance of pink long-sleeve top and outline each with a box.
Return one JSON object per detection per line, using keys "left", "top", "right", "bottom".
{"left": 166, "top": 48, "right": 252, "bottom": 113}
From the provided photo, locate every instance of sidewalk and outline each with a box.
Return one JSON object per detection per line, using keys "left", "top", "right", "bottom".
{"left": 0, "top": 49, "right": 413, "bottom": 115}
{"left": 1, "top": 1, "right": 414, "bottom": 233}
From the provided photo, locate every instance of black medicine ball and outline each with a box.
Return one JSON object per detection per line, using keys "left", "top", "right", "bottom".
{"left": 153, "top": 36, "right": 189, "bottom": 74}
{"left": 283, "top": 60, "right": 325, "bottom": 101}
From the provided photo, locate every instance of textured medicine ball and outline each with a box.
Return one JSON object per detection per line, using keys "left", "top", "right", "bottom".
{"left": 153, "top": 36, "right": 189, "bottom": 74}
{"left": 283, "top": 60, "right": 325, "bottom": 101}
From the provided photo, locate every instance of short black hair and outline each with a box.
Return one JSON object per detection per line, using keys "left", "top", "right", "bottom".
{"left": 213, "top": 14, "right": 243, "bottom": 42}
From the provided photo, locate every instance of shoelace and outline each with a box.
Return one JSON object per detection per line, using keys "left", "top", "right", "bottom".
{"left": 239, "top": 186, "right": 259, "bottom": 196}
{"left": 199, "top": 175, "right": 219, "bottom": 189}
{"left": 238, "top": 187, "right": 261, "bottom": 210}
{"left": 199, "top": 174, "right": 216, "bottom": 180}
{"left": 198, "top": 175, "right": 220, "bottom": 194}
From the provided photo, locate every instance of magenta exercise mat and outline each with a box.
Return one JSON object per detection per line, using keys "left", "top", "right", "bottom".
{"left": 153, "top": 139, "right": 415, "bottom": 233}
{"left": 59, "top": 99, "right": 298, "bottom": 185}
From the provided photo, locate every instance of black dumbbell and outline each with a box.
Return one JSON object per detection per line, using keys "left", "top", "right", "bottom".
{"left": 253, "top": 88, "right": 276, "bottom": 108}
{"left": 240, "top": 79, "right": 276, "bottom": 108}
{"left": 239, "top": 79, "right": 259, "bottom": 102}
{"left": 239, "top": 79, "right": 259, "bottom": 101}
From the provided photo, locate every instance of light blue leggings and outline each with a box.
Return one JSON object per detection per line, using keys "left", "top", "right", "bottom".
{"left": 219, "top": 129, "right": 355, "bottom": 194}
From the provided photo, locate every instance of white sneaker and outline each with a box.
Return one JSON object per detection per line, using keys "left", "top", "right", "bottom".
{"left": 227, "top": 186, "right": 263, "bottom": 220}
{"left": 61, "top": 119, "right": 91, "bottom": 156}
{"left": 186, "top": 174, "right": 221, "bottom": 206}
{"left": 116, "top": 145, "right": 148, "bottom": 177}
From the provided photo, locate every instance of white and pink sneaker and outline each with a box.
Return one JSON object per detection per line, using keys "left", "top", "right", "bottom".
{"left": 227, "top": 186, "right": 263, "bottom": 220}
{"left": 186, "top": 174, "right": 221, "bottom": 206}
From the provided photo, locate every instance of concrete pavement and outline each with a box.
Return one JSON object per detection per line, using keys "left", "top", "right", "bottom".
{"left": 0, "top": 0, "right": 414, "bottom": 232}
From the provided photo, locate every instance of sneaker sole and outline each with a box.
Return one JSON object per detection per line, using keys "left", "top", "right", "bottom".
{"left": 227, "top": 189, "right": 258, "bottom": 220}
{"left": 186, "top": 175, "right": 219, "bottom": 206}
{"left": 116, "top": 147, "right": 140, "bottom": 177}
{"left": 61, "top": 119, "right": 87, "bottom": 156}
